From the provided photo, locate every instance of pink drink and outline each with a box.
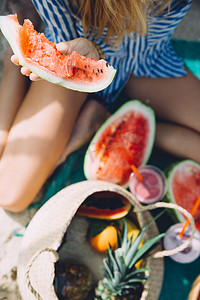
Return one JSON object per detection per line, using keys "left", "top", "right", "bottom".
{"left": 163, "top": 223, "right": 200, "bottom": 263}
{"left": 129, "top": 165, "right": 167, "bottom": 204}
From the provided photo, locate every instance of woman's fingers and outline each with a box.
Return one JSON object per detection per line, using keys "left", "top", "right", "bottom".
{"left": 56, "top": 42, "right": 70, "bottom": 54}
{"left": 11, "top": 55, "right": 41, "bottom": 80}
{"left": 21, "top": 67, "right": 40, "bottom": 81}
{"left": 21, "top": 66, "right": 31, "bottom": 76}
{"left": 56, "top": 38, "right": 99, "bottom": 60}
{"left": 11, "top": 54, "right": 19, "bottom": 65}
{"left": 29, "top": 73, "right": 40, "bottom": 81}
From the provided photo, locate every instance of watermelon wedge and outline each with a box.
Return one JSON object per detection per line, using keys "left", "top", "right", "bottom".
{"left": 76, "top": 191, "right": 132, "bottom": 219}
{"left": 166, "top": 160, "right": 200, "bottom": 231}
{"left": 84, "top": 100, "right": 155, "bottom": 187}
{"left": 0, "top": 14, "right": 116, "bottom": 92}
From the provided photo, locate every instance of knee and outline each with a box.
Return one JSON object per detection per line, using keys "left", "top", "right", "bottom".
{"left": 0, "top": 200, "right": 27, "bottom": 213}
{"left": 0, "top": 189, "right": 29, "bottom": 213}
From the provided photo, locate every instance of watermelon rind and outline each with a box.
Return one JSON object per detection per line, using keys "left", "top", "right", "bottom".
{"left": 0, "top": 14, "right": 116, "bottom": 93}
{"left": 77, "top": 196, "right": 132, "bottom": 220}
{"left": 84, "top": 100, "right": 156, "bottom": 187}
{"left": 165, "top": 159, "right": 200, "bottom": 224}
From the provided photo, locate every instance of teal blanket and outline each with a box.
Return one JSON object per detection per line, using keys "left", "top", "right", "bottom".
{"left": 172, "top": 39, "right": 200, "bottom": 79}
{"left": 31, "top": 39, "right": 200, "bottom": 300}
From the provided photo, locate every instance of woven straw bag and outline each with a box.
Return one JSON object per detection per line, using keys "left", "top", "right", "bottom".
{"left": 17, "top": 180, "right": 196, "bottom": 300}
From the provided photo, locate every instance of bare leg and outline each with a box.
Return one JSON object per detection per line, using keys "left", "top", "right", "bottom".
{"left": 124, "top": 70, "right": 200, "bottom": 162}
{"left": 0, "top": 48, "right": 28, "bottom": 156}
{"left": 0, "top": 0, "right": 41, "bottom": 157}
{"left": 156, "top": 123, "right": 200, "bottom": 162}
{"left": 0, "top": 80, "right": 86, "bottom": 212}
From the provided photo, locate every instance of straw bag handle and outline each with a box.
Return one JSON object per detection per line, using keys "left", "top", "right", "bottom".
{"left": 133, "top": 201, "right": 196, "bottom": 258}
{"left": 25, "top": 248, "right": 59, "bottom": 300}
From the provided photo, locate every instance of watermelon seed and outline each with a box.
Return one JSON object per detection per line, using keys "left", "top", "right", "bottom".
{"left": 106, "top": 63, "right": 108, "bottom": 67}
{"left": 101, "top": 69, "right": 103, "bottom": 73}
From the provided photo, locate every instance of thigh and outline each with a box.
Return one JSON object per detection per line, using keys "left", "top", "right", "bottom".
{"left": 124, "top": 70, "right": 200, "bottom": 132}
{"left": 0, "top": 80, "right": 87, "bottom": 211}
{"left": 8, "top": 80, "right": 87, "bottom": 157}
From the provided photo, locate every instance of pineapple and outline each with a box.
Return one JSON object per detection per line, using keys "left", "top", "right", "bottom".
{"left": 95, "top": 214, "right": 165, "bottom": 300}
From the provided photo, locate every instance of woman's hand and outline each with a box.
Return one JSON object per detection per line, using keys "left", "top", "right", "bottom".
{"left": 56, "top": 38, "right": 99, "bottom": 59}
{"left": 11, "top": 54, "right": 40, "bottom": 81}
{"left": 11, "top": 38, "right": 99, "bottom": 81}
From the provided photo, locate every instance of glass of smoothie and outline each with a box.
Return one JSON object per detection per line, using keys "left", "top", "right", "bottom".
{"left": 129, "top": 165, "right": 167, "bottom": 204}
{"left": 163, "top": 223, "right": 200, "bottom": 263}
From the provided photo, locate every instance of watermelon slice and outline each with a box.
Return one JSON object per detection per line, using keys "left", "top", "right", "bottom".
{"left": 0, "top": 14, "right": 116, "bottom": 92}
{"left": 76, "top": 191, "right": 132, "bottom": 219}
{"left": 84, "top": 100, "right": 155, "bottom": 187}
{"left": 166, "top": 160, "right": 200, "bottom": 231}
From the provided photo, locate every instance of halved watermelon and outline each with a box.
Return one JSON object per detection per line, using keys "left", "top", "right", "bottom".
{"left": 76, "top": 191, "right": 132, "bottom": 219}
{"left": 84, "top": 100, "right": 155, "bottom": 187}
{"left": 0, "top": 14, "right": 116, "bottom": 92}
{"left": 166, "top": 160, "right": 200, "bottom": 231}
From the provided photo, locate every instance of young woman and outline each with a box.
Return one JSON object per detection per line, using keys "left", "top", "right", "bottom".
{"left": 0, "top": 0, "right": 199, "bottom": 212}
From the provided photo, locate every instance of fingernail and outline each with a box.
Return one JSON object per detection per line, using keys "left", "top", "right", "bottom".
{"left": 56, "top": 43, "right": 69, "bottom": 54}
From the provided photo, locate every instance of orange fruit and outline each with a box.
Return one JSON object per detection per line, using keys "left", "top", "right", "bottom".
{"left": 89, "top": 225, "right": 118, "bottom": 253}
{"left": 89, "top": 218, "right": 144, "bottom": 269}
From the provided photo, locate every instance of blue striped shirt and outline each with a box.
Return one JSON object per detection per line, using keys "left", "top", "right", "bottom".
{"left": 32, "top": 0, "right": 192, "bottom": 106}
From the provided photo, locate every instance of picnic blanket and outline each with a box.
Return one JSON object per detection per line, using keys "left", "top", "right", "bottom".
{"left": 172, "top": 39, "right": 200, "bottom": 80}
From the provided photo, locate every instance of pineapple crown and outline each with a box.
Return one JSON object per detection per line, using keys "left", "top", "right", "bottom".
{"left": 101, "top": 212, "right": 166, "bottom": 297}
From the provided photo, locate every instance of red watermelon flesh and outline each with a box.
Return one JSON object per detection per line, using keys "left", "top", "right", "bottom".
{"left": 84, "top": 100, "right": 155, "bottom": 187}
{"left": 168, "top": 160, "right": 200, "bottom": 231}
{"left": 93, "top": 112, "right": 149, "bottom": 185}
{"left": 0, "top": 14, "right": 116, "bottom": 92}
{"left": 19, "top": 19, "right": 105, "bottom": 81}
